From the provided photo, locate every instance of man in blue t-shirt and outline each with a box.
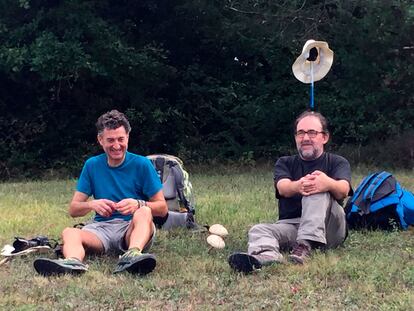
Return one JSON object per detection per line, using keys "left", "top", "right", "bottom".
{"left": 229, "top": 111, "right": 352, "bottom": 273}
{"left": 34, "top": 110, "right": 168, "bottom": 276}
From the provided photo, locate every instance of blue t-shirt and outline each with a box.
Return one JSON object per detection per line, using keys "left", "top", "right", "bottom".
{"left": 77, "top": 152, "right": 162, "bottom": 222}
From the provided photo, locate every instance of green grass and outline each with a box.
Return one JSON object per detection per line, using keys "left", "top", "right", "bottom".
{"left": 1, "top": 167, "right": 414, "bottom": 310}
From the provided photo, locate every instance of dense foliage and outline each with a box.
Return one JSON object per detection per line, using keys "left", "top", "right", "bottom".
{"left": 0, "top": 0, "right": 413, "bottom": 178}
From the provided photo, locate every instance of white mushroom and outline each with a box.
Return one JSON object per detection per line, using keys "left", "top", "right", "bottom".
{"left": 207, "top": 234, "right": 226, "bottom": 249}
{"left": 208, "top": 224, "right": 229, "bottom": 238}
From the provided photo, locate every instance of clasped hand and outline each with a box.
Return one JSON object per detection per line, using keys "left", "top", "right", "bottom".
{"left": 88, "top": 198, "right": 139, "bottom": 217}
{"left": 298, "top": 170, "right": 329, "bottom": 196}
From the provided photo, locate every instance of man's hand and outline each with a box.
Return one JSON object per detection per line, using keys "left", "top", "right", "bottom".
{"left": 298, "top": 171, "right": 330, "bottom": 196}
{"left": 88, "top": 199, "right": 116, "bottom": 217}
{"left": 115, "top": 198, "right": 141, "bottom": 215}
{"left": 277, "top": 171, "right": 350, "bottom": 200}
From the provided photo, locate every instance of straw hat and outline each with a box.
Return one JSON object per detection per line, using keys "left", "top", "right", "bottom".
{"left": 292, "top": 40, "right": 334, "bottom": 84}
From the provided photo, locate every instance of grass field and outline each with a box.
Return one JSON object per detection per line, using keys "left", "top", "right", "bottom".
{"left": 1, "top": 166, "right": 413, "bottom": 310}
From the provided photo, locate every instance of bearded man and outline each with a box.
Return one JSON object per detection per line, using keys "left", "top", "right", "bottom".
{"left": 229, "top": 111, "right": 352, "bottom": 273}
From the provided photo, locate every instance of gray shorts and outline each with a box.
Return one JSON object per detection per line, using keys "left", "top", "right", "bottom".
{"left": 82, "top": 218, "right": 156, "bottom": 254}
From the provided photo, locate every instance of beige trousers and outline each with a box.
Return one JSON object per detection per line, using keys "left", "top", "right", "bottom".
{"left": 247, "top": 192, "right": 347, "bottom": 258}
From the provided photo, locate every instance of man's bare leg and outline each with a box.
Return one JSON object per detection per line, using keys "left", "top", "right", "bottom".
{"left": 62, "top": 227, "right": 104, "bottom": 261}
{"left": 114, "top": 206, "right": 156, "bottom": 275}
{"left": 34, "top": 227, "right": 103, "bottom": 276}
{"left": 124, "top": 206, "right": 153, "bottom": 250}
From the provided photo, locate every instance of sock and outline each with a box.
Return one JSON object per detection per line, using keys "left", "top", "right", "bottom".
{"left": 128, "top": 247, "right": 142, "bottom": 254}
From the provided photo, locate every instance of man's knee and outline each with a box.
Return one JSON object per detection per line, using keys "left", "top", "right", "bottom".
{"left": 132, "top": 205, "right": 152, "bottom": 223}
{"left": 302, "top": 192, "right": 331, "bottom": 204}
{"left": 302, "top": 192, "right": 333, "bottom": 217}
{"left": 62, "top": 227, "right": 82, "bottom": 241}
{"left": 248, "top": 223, "right": 282, "bottom": 240}
{"left": 249, "top": 223, "right": 268, "bottom": 236}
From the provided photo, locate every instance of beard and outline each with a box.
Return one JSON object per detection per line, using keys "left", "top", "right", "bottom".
{"left": 297, "top": 143, "right": 321, "bottom": 161}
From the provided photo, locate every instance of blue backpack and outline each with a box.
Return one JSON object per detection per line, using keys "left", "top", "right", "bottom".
{"left": 345, "top": 171, "right": 414, "bottom": 230}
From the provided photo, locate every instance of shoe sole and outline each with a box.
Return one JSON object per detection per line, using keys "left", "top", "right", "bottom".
{"left": 2, "top": 245, "right": 51, "bottom": 257}
{"left": 115, "top": 254, "right": 157, "bottom": 275}
{"left": 228, "top": 253, "right": 262, "bottom": 273}
{"left": 33, "top": 258, "right": 86, "bottom": 276}
{"left": 288, "top": 255, "right": 305, "bottom": 265}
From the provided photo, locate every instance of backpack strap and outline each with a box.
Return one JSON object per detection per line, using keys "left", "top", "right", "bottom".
{"left": 170, "top": 163, "right": 191, "bottom": 212}
{"left": 400, "top": 187, "right": 414, "bottom": 229}
{"left": 350, "top": 172, "right": 378, "bottom": 205}
{"left": 362, "top": 171, "right": 392, "bottom": 202}
{"left": 393, "top": 183, "right": 408, "bottom": 229}
{"left": 154, "top": 157, "right": 166, "bottom": 182}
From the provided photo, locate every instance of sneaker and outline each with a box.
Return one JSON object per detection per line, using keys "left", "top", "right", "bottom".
{"left": 288, "top": 243, "right": 311, "bottom": 265}
{"left": 228, "top": 252, "right": 262, "bottom": 273}
{"left": 13, "top": 236, "right": 52, "bottom": 252}
{"left": 2, "top": 236, "right": 54, "bottom": 257}
{"left": 33, "top": 257, "right": 88, "bottom": 276}
{"left": 114, "top": 248, "right": 156, "bottom": 275}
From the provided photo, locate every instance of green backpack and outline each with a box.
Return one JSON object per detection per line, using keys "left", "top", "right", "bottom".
{"left": 147, "top": 154, "right": 196, "bottom": 229}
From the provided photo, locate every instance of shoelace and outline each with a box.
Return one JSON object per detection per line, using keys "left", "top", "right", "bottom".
{"left": 291, "top": 244, "right": 309, "bottom": 256}
{"left": 122, "top": 248, "right": 141, "bottom": 258}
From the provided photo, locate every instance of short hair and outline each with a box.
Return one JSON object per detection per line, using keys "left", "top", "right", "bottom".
{"left": 96, "top": 110, "right": 131, "bottom": 135}
{"left": 294, "top": 111, "right": 329, "bottom": 133}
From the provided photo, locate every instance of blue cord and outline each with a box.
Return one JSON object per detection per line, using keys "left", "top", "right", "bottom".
{"left": 310, "top": 62, "right": 314, "bottom": 110}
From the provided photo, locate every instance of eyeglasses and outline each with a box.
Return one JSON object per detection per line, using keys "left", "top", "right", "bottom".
{"left": 295, "top": 130, "right": 325, "bottom": 138}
